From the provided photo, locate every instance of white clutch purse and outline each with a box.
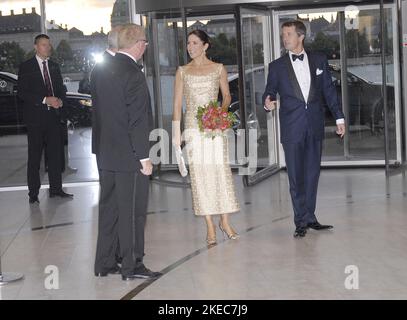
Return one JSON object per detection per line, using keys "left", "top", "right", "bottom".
{"left": 175, "top": 146, "right": 188, "bottom": 177}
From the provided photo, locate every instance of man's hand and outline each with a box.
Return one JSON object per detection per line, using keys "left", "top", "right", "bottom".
{"left": 140, "top": 159, "right": 153, "bottom": 176}
{"left": 265, "top": 95, "right": 277, "bottom": 111}
{"left": 45, "top": 97, "right": 61, "bottom": 109}
{"left": 336, "top": 123, "right": 345, "bottom": 138}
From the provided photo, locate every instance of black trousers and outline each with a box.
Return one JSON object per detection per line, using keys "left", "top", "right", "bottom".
{"left": 95, "top": 169, "right": 149, "bottom": 275}
{"left": 27, "top": 113, "right": 63, "bottom": 198}
{"left": 44, "top": 122, "right": 67, "bottom": 171}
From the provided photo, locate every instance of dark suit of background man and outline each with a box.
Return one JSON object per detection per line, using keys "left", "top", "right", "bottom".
{"left": 262, "top": 20, "right": 346, "bottom": 238}
{"left": 91, "top": 25, "right": 121, "bottom": 160}
{"left": 91, "top": 25, "right": 123, "bottom": 269}
{"left": 18, "top": 34, "right": 73, "bottom": 204}
{"left": 91, "top": 24, "right": 161, "bottom": 281}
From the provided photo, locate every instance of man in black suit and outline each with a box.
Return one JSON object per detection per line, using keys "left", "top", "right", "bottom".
{"left": 91, "top": 25, "right": 123, "bottom": 268}
{"left": 18, "top": 34, "right": 73, "bottom": 204}
{"left": 91, "top": 24, "right": 161, "bottom": 280}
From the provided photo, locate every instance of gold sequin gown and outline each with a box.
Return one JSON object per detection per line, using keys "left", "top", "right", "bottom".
{"left": 180, "top": 63, "right": 240, "bottom": 216}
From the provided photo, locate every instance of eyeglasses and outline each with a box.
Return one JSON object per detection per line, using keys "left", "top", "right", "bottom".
{"left": 137, "top": 39, "right": 149, "bottom": 46}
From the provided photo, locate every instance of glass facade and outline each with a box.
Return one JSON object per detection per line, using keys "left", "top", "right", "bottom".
{"left": 0, "top": 0, "right": 404, "bottom": 188}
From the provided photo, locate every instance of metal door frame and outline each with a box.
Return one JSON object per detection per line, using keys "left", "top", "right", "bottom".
{"left": 237, "top": 5, "right": 282, "bottom": 186}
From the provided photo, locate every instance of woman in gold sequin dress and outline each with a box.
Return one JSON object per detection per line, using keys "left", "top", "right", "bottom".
{"left": 173, "top": 30, "right": 240, "bottom": 245}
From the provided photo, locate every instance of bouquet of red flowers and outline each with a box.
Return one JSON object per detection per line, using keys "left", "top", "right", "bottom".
{"left": 196, "top": 100, "right": 237, "bottom": 139}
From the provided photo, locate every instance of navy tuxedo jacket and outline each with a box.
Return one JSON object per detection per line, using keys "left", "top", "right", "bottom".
{"left": 262, "top": 51, "right": 344, "bottom": 144}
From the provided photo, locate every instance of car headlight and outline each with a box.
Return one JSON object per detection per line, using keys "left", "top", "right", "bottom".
{"left": 79, "top": 99, "right": 92, "bottom": 107}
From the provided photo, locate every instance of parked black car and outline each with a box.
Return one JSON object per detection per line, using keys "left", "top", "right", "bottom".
{"left": 0, "top": 71, "right": 93, "bottom": 132}
{"left": 328, "top": 65, "right": 395, "bottom": 130}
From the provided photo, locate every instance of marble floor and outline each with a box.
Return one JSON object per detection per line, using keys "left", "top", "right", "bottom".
{"left": 0, "top": 168, "right": 406, "bottom": 300}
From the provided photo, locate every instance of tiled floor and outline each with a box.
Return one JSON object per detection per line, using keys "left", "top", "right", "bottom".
{"left": 0, "top": 168, "right": 406, "bottom": 299}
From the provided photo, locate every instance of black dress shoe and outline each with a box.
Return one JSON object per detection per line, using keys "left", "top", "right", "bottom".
{"left": 294, "top": 227, "right": 307, "bottom": 238}
{"left": 307, "top": 222, "right": 333, "bottom": 230}
{"left": 49, "top": 190, "right": 74, "bottom": 198}
{"left": 29, "top": 196, "right": 40, "bottom": 204}
{"left": 95, "top": 265, "right": 121, "bottom": 277}
{"left": 122, "top": 265, "right": 162, "bottom": 281}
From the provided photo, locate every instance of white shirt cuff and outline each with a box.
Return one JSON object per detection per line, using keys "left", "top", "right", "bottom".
{"left": 42, "top": 97, "right": 47, "bottom": 104}
{"left": 336, "top": 118, "right": 345, "bottom": 125}
{"left": 140, "top": 158, "right": 150, "bottom": 162}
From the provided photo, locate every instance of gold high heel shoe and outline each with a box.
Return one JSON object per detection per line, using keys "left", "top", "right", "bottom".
{"left": 206, "top": 237, "right": 217, "bottom": 245}
{"left": 206, "top": 227, "right": 217, "bottom": 245}
{"left": 219, "top": 222, "right": 239, "bottom": 240}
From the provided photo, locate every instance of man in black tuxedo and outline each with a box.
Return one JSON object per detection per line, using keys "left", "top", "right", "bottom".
{"left": 91, "top": 24, "right": 161, "bottom": 280}
{"left": 263, "top": 21, "right": 345, "bottom": 238}
{"left": 18, "top": 34, "right": 73, "bottom": 204}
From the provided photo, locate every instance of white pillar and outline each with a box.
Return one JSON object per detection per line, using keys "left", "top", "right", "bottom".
{"left": 129, "top": 0, "right": 142, "bottom": 25}
{"left": 40, "top": 0, "right": 47, "bottom": 34}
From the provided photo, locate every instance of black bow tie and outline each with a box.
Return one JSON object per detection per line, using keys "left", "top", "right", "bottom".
{"left": 292, "top": 53, "right": 304, "bottom": 62}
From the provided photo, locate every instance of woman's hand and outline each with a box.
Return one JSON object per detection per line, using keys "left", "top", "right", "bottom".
{"left": 172, "top": 67, "right": 183, "bottom": 147}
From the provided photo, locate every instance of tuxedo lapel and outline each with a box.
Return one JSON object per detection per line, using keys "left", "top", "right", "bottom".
{"left": 306, "top": 51, "right": 317, "bottom": 103}
{"left": 283, "top": 54, "right": 305, "bottom": 102}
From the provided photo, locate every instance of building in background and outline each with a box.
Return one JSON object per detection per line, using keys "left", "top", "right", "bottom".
{"left": 111, "top": 0, "right": 130, "bottom": 27}
{"left": 0, "top": 0, "right": 130, "bottom": 75}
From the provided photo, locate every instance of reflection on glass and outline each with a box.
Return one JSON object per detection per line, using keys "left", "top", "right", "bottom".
{"left": 345, "top": 8, "right": 397, "bottom": 160}
{"left": 148, "top": 13, "right": 185, "bottom": 161}
{"left": 241, "top": 12, "right": 274, "bottom": 169}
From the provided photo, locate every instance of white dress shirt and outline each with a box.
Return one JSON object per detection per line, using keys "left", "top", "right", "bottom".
{"left": 116, "top": 51, "right": 149, "bottom": 163}
{"left": 289, "top": 50, "right": 311, "bottom": 103}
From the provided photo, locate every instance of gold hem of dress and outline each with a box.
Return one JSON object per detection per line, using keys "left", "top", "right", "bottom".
{"left": 194, "top": 208, "right": 240, "bottom": 216}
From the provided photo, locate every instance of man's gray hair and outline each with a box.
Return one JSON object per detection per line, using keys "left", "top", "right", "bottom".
{"left": 118, "top": 24, "right": 145, "bottom": 50}
{"left": 108, "top": 26, "right": 123, "bottom": 50}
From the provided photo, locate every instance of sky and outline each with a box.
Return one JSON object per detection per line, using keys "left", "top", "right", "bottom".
{"left": 1, "top": 0, "right": 117, "bottom": 35}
